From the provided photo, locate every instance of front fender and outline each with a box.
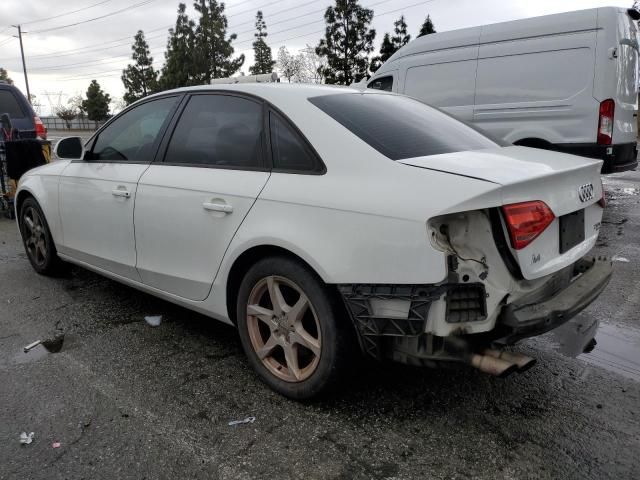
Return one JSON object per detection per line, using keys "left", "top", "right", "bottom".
{"left": 16, "top": 161, "right": 68, "bottom": 244}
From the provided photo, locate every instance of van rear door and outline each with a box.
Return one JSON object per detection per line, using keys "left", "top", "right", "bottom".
{"left": 612, "top": 9, "right": 639, "bottom": 144}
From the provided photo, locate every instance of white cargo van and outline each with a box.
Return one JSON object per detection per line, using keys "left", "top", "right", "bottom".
{"left": 368, "top": 7, "right": 639, "bottom": 173}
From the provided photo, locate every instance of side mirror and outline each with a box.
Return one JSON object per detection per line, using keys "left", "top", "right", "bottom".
{"left": 54, "top": 136, "right": 85, "bottom": 160}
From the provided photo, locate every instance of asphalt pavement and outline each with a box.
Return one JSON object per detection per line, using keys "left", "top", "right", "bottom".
{"left": 0, "top": 169, "right": 639, "bottom": 480}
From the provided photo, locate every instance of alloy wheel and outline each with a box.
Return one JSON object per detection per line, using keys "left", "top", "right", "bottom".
{"left": 246, "top": 275, "right": 322, "bottom": 382}
{"left": 22, "top": 206, "right": 48, "bottom": 268}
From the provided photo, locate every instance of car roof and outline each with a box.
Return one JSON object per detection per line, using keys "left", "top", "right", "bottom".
{"left": 147, "top": 82, "right": 383, "bottom": 106}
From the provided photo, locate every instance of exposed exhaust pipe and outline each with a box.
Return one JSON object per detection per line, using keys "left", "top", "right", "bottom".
{"left": 470, "top": 354, "right": 518, "bottom": 377}
{"left": 484, "top": 349, "right": 537, "bottom": 373}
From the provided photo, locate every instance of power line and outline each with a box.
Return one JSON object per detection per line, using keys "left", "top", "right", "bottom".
{"left": 0, "top": 26, "right": 171, "bottom": 62}
{"left": 227, "top": 0, "right": 292, "bottom": 20}
{"left": 238, "top": 0, "right": 437, "bottom": 49}
{"left": 29, "top": 0, "right": 158, "bottom": 34}
{"left": 234, "top": 0, "right": 393, "bottom": 38}
{"left": 226, "top": 0, "right": 261, "bottom": 11}
{"left": 233, "top": 0, "right": 322, "bottom": 34}
{"left": 21, "top": 0, "right": 115, "bottom": 26}
{"left": 0, "top": 37, "right": 16, "bottom": 48}
{"left": 57, "top": 69, "right": 125, "bottom": 82}
{"left": 28, "top": 46, "right": 164, "bottom": 72}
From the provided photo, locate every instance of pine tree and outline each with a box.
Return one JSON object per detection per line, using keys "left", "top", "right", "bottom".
{"left": 121, "top": 30, "right": 158, "bottom": 105}
{"left": 159, "top": 3, "right": 198, "bottom": 90}
{"left": 316, "top": 0, "right": 376, "bottom": 85}
{"left": 249, "top": 11, "right": 276, "bottom": 75}
{"left": 81, "top": 80, "right": 111, "bottom": 121}
{"left": 0, "top": 67, "right": 13, "bottom": 84}
{"left": 417, "top": 14, "right": 436, "bottom": 37}
{"left": 193, "top": 0, "right": 244, "bottom": 82}
{"left": 371, "top": 15, "right": 411, "bottom": 73}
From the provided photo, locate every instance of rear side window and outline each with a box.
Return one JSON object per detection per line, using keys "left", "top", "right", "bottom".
{"left": 269, "top": 112, "right": 319, "bottom": 173}
{"left": 368, "top": 76, "right": 393, "bottom": 92}
{"left": 164, "top": 94, "right": 264, "bottom": 169}
{"left": 0, "top": 90, "right": 27, "bottom": 118}
{"left": 308, "top": 93, "right": 498, "bottom": 160}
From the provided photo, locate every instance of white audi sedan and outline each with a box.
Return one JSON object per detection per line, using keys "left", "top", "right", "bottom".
{"left": 16, "top": 83, "right": 612, "bottom": 399}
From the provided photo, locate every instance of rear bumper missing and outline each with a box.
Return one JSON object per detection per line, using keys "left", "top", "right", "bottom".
{"left": 496, "top": 257, "right": 613, "bottom": 344}
{"left": 338, "top": 257, "right": 612, "bottom": 364}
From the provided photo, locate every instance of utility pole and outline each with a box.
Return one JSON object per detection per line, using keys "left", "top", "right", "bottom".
{"left": 13, "top": 25, "right": 31, "bottom": 104}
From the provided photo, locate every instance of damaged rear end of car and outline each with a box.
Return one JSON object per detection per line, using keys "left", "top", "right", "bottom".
{"left": 338, "top": 146, "right": 613, "bottom": 377}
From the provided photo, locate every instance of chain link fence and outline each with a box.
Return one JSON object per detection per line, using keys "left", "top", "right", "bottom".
{"left": 41, "top": 116, "right": 106, "bottom": 131}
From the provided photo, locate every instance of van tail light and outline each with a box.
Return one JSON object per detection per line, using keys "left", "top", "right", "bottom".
{"left": 34, "top": 116, "right": 47, "bottom": 140}
{"left": 598, "top": 178, "right": 606, "bottom": 208}
{"left": 502, "top": 201, "right": 555, "bottom": 250}
{"left": 597, "top": 99, "right": 614, "bottom": 145}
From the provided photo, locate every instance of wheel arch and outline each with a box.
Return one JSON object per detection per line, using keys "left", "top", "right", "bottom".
{"left": 15, "top": 188, "right": 35, "bottom": 219}
{"left": 225, "top": 244, "right": 335, "bottom": 326}
{"left": 513, "top": 137, "right": 556, "bottom": 150}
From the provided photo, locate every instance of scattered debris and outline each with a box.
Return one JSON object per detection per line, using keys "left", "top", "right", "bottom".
{"left": 19, "top": 432, "right": 34, "bottom": 445}
{"left": 52, "top": 442, "right": 61, "bottom": 449}
{"left": 42, "top": 335, "right": 65, "bottom": 353}
{"left": 612, "top": 255, "right": 630, "bottom": 263}
{"left": 23, "top": 340, "right": 41, "bottom": 353}
{"left": 144, "top": 315, "right": 162, "bottom": 327}
{"left": 228, "top": 416, "right": 256, "bottom": 426}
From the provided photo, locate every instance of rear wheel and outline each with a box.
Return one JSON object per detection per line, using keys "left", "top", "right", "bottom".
{"left": 236, "top": 256, "right": 354, "bottom": 400}
{"left": 19, "top": 197, "right": 65, "bottom": 275}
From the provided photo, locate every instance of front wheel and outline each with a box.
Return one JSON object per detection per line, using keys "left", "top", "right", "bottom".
{"left": 19, "top": 197, "right": 65, "bottom": 276}
{"left": 236, "top": 256, "right": 354, "bottom": 400}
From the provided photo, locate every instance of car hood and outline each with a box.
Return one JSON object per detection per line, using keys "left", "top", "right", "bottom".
{"left": 397, "top": 146, "right": 603, "bottom": 186}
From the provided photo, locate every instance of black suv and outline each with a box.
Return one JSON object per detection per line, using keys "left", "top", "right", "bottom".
{"left": 0, "top": 81, "right": 46, "bottom": 139}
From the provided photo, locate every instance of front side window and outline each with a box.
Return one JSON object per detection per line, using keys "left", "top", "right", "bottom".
{"left": 309, "top": 93, "right": 499, "bottom": 160}
{"left": 164, "top": 94, "right": 264, "bottom": 169}
{"left": 91, "top": 96, "right": 177, "bottom": 162}
{"left": 368, "top": 76, "right": 393, "bottom": 92}
{"left": 269, "top": 112, "right": 319, "bottom": 173}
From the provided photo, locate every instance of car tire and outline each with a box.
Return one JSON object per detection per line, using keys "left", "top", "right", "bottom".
{"left": 19, "top": 197, "right": 66, "bottom": 276}
{"left": 236, "top": 256, "right": 355, "bottom": 400}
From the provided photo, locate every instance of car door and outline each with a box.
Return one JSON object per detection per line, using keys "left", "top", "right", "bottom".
{"left": 57, "top": 95, "right": 180, "bottom": 280}
{"left": 134, "top": 93, "right": 270, "bottom": 301}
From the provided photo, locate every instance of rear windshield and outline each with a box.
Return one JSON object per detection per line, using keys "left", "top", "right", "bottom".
{"left": 0, "top": 89, "right": 27, "bottom": 119}
{"left": 308, "top": 93, "right": 499, "bottom": 160}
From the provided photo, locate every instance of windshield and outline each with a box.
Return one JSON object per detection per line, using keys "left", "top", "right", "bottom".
{"left": 308, "top": 92, "right": 500, "bottom": 160}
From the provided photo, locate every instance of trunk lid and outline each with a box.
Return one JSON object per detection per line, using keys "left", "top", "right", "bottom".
{"left": 399, "top": 146, "right": 604, "bottom": 280}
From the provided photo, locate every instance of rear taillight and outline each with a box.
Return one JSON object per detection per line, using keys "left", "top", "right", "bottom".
{"left": 597, "top": 99, "right": 614, "bottom": 145}
{"left": 34, "top": 116, "right": 47, "bottom": 140}
{"left": 502, "top": 201, "right": 555, "bottom": 250}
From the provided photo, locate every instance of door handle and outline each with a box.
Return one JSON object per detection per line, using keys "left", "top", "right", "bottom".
{"left": 202, "top": 201, "right": 233, "bottom": 213}
{"left": 112, "top": 188, "right": 130, "bottom": 198}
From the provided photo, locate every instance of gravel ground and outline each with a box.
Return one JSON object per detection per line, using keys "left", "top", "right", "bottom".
{"left": 0, "top": 170, "right": 639, "bottom": 480}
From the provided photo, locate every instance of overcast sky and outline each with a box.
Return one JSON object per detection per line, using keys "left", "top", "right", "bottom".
{"left": 0, "top": 0, "right": 634, "bottom": 115}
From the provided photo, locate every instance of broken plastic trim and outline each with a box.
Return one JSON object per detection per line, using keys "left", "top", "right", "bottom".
{"left": 338, "top": 283, "right": 487, "bottom": 359}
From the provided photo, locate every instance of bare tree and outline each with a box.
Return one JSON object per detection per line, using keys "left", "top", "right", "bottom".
{"left": 67, "top": 94, "right": 85, "bottom": 118}
{"left": 55, "top": 107, "right": 77, "bottom": 130}
{"left": 276, "top": 46, "right": 301, "bottom": 83}
{"left": 112, "top": 97, "right": 128, "bottom": 114}
{"left": 296, "top": 44, "right": 327, "bottom": 84}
